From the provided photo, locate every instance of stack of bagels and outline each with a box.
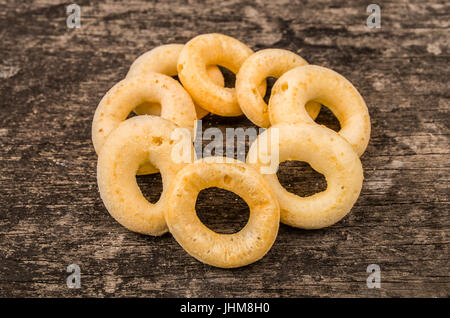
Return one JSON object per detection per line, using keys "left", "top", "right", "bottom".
{"left": 92, "top": 33, "right": 370, "bottom": 268}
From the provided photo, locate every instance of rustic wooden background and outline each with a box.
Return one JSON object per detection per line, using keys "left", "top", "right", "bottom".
{"left": 0, "top": 0, "right": 448, "bottom": 297}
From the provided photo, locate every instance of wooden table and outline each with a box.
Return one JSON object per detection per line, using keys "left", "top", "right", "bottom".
{"left": 0, "top": 0, "right": 448, "bottom": 297}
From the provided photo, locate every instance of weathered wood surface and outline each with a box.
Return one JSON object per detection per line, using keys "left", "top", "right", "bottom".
{"left": 0, "top": 0, "right": 449, "bottom": 297}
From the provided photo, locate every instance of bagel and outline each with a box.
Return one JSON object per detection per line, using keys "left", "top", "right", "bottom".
{"left": 164, "top": 157, "right": 279, "bottom": 268}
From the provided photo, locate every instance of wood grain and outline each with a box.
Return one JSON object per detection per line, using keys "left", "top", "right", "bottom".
{"left": 0, "top": 0, "right": 448, "bottom": 297}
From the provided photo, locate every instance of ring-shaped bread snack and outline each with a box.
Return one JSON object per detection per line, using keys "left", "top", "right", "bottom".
{"left": 92, "top": 73, "right": 196, "bottom": 175}
{"left": 177, "top": 33, "right": 266, "bottom": 117}
{"left": 127, "top": 44, "right": 225, "bottom": 119}
{"left": 164, "top": 157, "right": 280, "bottom": 268}
{"left": 269, "top": 65, "right": 371, "bottom": 156}
{"left": 246, "top": 123, "right": 363, "bottom": 229}
{"left": 97, "top": 115, "right": 194, "bottom": 236}
{"left": 236, "top": 49, "right": 321, "bottom": 127}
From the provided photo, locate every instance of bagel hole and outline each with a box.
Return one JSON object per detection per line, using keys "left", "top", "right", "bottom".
{"left": 218, "top": 66, "right": 236, "bottom": 88}
{"left": 132, "top": 75, "right": 183, "bottom": 115}
{"left": 136, "top": 171, "right": 163, "bottom": 204}
{"left": 126, "top": 111, "right": 137, "bottom": 119}
{"left": 196, "top": 187, "right": 249, "bottom": 234}
{"left": 314, "top": 105, "right": 341, "bottom": 132}
{"left": 263, "top": 77, "right": 277, "bottom": 104}
{"left": 277, "top": 161, "right": 327, "bottom": 197}
{"left": 133, "top": 101, "right": 162, "bottom": 116}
